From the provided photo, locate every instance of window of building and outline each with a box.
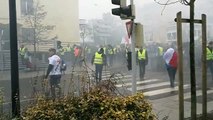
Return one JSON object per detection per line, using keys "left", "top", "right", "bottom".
{"left": 20, "top": 0, "right": 34, "bottom": 15}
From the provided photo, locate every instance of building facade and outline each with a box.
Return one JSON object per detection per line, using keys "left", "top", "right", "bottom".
{"left": 0, "top": 0, "right": 80, "bottom": 51}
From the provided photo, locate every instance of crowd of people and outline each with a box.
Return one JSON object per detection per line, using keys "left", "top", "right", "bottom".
{"left": 18, "top": 40, "right": 213, "bottom": 99}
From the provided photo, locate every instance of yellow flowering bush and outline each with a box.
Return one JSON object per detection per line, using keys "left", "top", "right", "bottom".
{"left": 21, "top": 82, "right": 156, "bottom": 120}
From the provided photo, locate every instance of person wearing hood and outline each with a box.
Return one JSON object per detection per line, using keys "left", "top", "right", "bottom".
{"left": 163, "top": 46, "right": 178, "bottom": 88}
{"left": 91, "top": 47, "right": 106, "bottom": 84}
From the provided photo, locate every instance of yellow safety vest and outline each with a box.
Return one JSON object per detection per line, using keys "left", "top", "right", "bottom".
{"left": 108, "top": 49, "right": 113, "bottom": 55}
{"left": 138, "top": 49, "right": 146, "bottom": 60}
{"left": 94, "top": 52, "right": 103, "bottom": 64}
{"left": 206, "top": 47, "right": 213, "bottom": 60}
{"left": 19, "top": 47, "right": 26, "bottom": 56}
{"left": 65, "top": 47, "right": 71, "bottom": 52}
{"left": 158, "top": 47, "right": 163, "bottom": 56}
{"left": 59, "top": 48, "right": 65, "bottom": 55}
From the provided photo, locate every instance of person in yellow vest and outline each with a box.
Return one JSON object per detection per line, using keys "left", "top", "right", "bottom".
{"left": 206, "top": 41, "right": 213, "bottom": 81}
{"left": 59, "top": 47, "right": 65, "bottom": 56}
{"left": 64, "top": 44, "right": 72, "bottom": 66}
{"left": 157, "top": 45, "right": 164, "bottom": 71}
{"left": 64, "top": 44, "right": 72, "bottom": 52}
{"left": 107, "top": 45, "right": 114, "bottom": 67}
{"left": 19, "top": 44, "right": 27, "bottom": 65}
{"left": 136, "top": 46, "right": 148, "bottom": 80}
{"left": 91, "top": 48, "right": 106, "bottom": 84}
{"left": 158, "top": 46, "right": 164, "bottom": 56}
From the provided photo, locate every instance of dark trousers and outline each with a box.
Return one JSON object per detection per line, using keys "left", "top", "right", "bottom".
{"left": 157, "top": 56, "right": 164, "bottom": 71}
{"left": 20, "top": 55, "right": 25, "bottom": 65}
{"left": 167, "top": 66, "right": 177, "bottom": 87}
{"left": 207, "top": 61, "right": 213, "bottom": 80}
{"left": 49, "top": 75, "right": 61, "bottom": 99}
{"left": 95, "top": 64, "right": 103, "bottom": 83}
{"left": 138, "top": 60, "right": 146, "bottom": 80}
{"left": 108, "top": 55, "right": 113, "bottom": 66}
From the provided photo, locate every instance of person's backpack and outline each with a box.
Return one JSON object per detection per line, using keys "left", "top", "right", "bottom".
{"left": 60, "top": 59, "right": 67, "bottom": 72}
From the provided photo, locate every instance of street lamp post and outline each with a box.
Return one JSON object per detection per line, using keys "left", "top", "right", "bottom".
{"left": 9, "top": 0, "right": 20, "bottom": 118}
{"left": 130, "top": 0, "right": 136, "bottom": 94}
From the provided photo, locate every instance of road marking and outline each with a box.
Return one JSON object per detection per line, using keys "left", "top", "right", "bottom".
{"left": 143, "top": 84, "right": 190, "bottom": 96}
{"left": 116, "top": 79, "right": 161, "bottom": 87}
{"left": 88, "top": 71, "right": 132, "bottom": 81}
{"left": 128, "top": 81, "right": 175, "bottom": 91}
{"left": 183, "top": 89, "right": 213, "bottom": 100}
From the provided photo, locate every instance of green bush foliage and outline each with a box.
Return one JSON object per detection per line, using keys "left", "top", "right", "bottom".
{"left": 21, "top": 83, "right": 156, "bottom": 120}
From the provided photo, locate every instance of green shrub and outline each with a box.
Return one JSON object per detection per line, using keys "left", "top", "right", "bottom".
{"left": 21, "top": 82, "right": 156, "bottom": 120}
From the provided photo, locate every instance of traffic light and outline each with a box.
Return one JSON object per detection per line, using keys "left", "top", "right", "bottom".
{"left": 111, "top": 0, "right": 135, "bottom": 19}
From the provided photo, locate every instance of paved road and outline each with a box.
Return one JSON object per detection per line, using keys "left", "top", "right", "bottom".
{"left": 83, "top": 66, "right": 213, "bottom": 119}
{"left": 113, "top": 69, "right": 213, "bottom": 120}
{"left": 72, "top": 66, "right": 213, "bottom": 119}
{"left": 1, "top": 64, "right": 213, "bottom": 119}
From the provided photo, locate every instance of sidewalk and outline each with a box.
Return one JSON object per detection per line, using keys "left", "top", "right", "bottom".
{"left": 0, "top": 69, "right": 46, "bottom": 81}
{"left": 143, "top": 70, "right": 213, "bottom": 120}
{"left": 0, "top": 63, "right": 120, "bottom": 81}
{"left": 1, "top": 64, "right": 213, "bottom": 120}
{"left": 151, "top": 93, "right": 213, "bottom": 120}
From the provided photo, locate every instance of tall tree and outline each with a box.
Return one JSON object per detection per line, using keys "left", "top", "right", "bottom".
{"left": 23, "top": 0, "right": 52, "bottom": 69}
{"left": 24, "top": 0, "right": 53, "bottom": 53}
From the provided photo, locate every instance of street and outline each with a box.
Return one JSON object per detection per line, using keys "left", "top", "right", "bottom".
{"left": 0, "top": 63, "right": 213, "bottom": 119}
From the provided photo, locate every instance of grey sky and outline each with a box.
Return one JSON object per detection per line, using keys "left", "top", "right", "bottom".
{"left": 79, "top": 0, "right": 213, "bottom": 29}
{"left": 79, "top": 0, "right": 154, "bottom": 20}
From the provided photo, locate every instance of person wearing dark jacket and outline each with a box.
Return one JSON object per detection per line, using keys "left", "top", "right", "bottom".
{"left": 163, "top": 47, "right": 178, "bottom": 88}
{"left": 136, "top": 47, "right": 148, "bottom": 80}
{"left": 91, "top": 48, "right": 106, "bottom": 84}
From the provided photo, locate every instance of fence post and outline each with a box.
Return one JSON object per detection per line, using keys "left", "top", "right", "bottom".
{"left": 176, "top": 11, "right": 184, "bottom": 120}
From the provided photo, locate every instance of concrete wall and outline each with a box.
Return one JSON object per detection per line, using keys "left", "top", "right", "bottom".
{"left": 0, "top": 0, "right": 80, "bottom": 47}
{"left": 41, "top": 0, "right": 80, "bottom": 43}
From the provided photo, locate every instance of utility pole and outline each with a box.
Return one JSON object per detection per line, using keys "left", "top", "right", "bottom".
{"left": 176, "top": 12, "right": 184, "bottom": 120}
{"left": 111, "top": 0, "right": 136, "bottom": 94}
{"left": 201, "top": 14, "right": 207, "bottom": 120}
{"left": 130, "top": 0, "right": 136, "bottom": 94}
{"left": 189, "top": 1, "right": 196, "bottom": 119}
{"left": 9, "top": 0, "right": 20, "bottom": 118}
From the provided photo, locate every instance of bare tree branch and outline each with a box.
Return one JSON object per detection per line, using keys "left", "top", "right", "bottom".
{"left": 161, "top": 0, "right": 170, "bottom": 15}
{"left": 24, "top": 0, "right": 52, "bottom": 44}
{"left": 154, "top": 0, "right": 191, "bottom": 15}
{"left": 154, "top": 0, "right": 180, "bottom": 5}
